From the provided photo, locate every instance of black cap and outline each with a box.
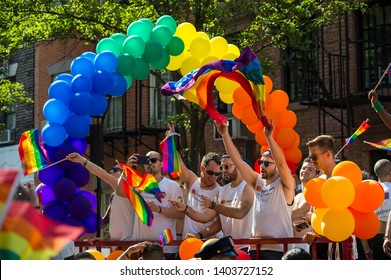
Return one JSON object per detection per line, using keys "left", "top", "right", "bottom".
{"left": 194, "top": 236, "right": 238, "bottom": 260}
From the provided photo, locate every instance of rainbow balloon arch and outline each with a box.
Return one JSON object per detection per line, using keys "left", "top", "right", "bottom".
{"left": 36, "top": 15, "right": 301, "bottom": 233}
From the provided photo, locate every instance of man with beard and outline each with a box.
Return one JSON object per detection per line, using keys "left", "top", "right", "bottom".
{"left": 215, "top": 119, "right": 295, "bottom": 260}
{"left": 127, "top": 151, "right": 184, "bottom": 259}
{"left": 170, "top": 152, "right": 254, "bottom": 252}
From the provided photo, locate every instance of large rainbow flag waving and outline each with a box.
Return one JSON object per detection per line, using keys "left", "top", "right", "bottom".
{"left": 161, "top": 47, "right": 268, "bottom": 127}
{"left": 18, "top": 129, "right": 51, "bottom": 176}
{"left": 364, "top": 139, "right": 391, "bottom": 154}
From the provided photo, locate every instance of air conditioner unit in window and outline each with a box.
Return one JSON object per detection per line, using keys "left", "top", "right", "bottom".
{"left": 214, "top": 118, "right": 248, "bottom": 140}
{"left": 0, "top": 129, "right": 15, "bottom": 144}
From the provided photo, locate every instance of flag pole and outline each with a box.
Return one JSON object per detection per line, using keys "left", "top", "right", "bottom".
{"left": 373, "top": 62, "right": 391, "bottom": 92}
{"left": 335, "top": 118, "right": 369, "bottom": 158}
{"left": 32, "top": 158, "right": 68, "bottom": 173}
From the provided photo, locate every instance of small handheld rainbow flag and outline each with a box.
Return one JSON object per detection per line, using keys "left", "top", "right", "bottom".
{"left": 160, "top": 228, "right": 173, "bottom": 245}
{"left": 0, "top": 169, "right": 20, "bottom": 228}
{"left": 18, "top": 129, "right": 50, "bottom": 176}
{"left": 160, "top": 130, "right": 181, "bottom": 174}
{"left": 364, "top": 139, "right": 391, "bottom": 155}
{"left": 345, "top": 119, "right": 371, "bottom": 145}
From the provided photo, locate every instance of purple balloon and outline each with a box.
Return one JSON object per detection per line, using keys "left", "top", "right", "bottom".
{"left": 43, "top": 144, "right": 58, "bottom": 163}
{"left": 43, "top": 200, "right": 68, "bottom": 222}
{"left": 68, "top": 195, "right": 91, "bottom": 219}
{"left": 38, "top": 183, "right": 56, "bottom": 206}
{"left": 55, "top": 144, "right": 78, "bottom": 169}
{"left": 64, "top": 164, "right": 90, "bottom": 188}
{"left": 77, "top": 190, "right": 97, "bottom": 210}
{"left": 63, "top": 217, "right": 83, "bottom": 227}
{"left": 53, "top": 178, "right": 77, "bottom": 202}
{"left": 65, "top": 137, "right": 88, "bottom": 155}
{"left": 81, "top": 211, "right": 99, "bottom": 234}
{"left": 38, "top": 164, "right": 64, "bottom": 186}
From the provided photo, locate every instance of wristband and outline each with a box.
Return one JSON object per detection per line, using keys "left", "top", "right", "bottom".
{"left": 183, "top": 205, "right": 189, "bottom": 213}
{"left": 125, "top": 252, "right": 131, "bottom": 259}
{"left": 210, "top": 200, "right": 216, "bottom": 209}
{"left": 385, "top": 236, "right": 390, "bottom": 240}
{"left": 372, "top": 101, "right": 384, "bottom": 113}
{"left": 197, "top": 232, "right": 204, "bottom": 239}
{"left": 83, "top": 158, "right": 88, "bottom": 167}
{"left": 158, "top": 206, "right": 162, "bottom": 213}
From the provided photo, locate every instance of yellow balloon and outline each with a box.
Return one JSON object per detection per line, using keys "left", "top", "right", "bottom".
{"left": 311, "top": 208, "right": 329, "bottom": 235}
{"left": 209, "top": 36, "right": 228, "bottom": 58}
{"left": 321, "top": 176, "right": 355, "bottom": 210}
{"left": 322, "top": 208, "right": 355, "bottom": 242}
{"left": 180, "top": 56, "right": 201, "bottom": 76}
{"left": 195, "top": 31, "right": 210, "bottom": 40}
{"left": 175, "top": 22, "right": 197, "bottom": 52}
{"left": 219, "top": 91, "right": 234, "bottom": 104}
{"left": 222, "top": 52, "right": 240, "bottom": 60}
{"left": 227, "top": 44, "right": 240, "bottom": 56}
{"left": 85, "top": 249, "right": 105, "bottom": 260}
{"left": 202, "top": 55, "right": 219, "bottom": 65}
{"left": 167, "top": 52, "right": 188, "bottom": 71}
{"left": 189, "top": 37, "right": 211, "bottom": 59}
{"left": 215, "top": 77, "right": 238, "bottom": 93}
{"left": 183, "top": 89, "right": 199, "bottom": 105}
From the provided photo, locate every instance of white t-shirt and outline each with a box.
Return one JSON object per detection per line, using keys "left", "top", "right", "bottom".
{"left": 375, "top": 181, "right": 391, "bottom": 222}
{"left": 109, "top": 193, "right": 135, "bottom": 241}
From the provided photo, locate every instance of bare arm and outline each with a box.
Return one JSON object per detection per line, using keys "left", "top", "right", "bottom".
{"left": 147, "top": 200, "right": 185, "bottom": 219}
{"left": 369, "top": 90, "right": 391, "bottom": 130}
{"left": 169, "top": 199, "right": 217, "bottom": 223}
{"left": 215, "top": 121, "right": 259, "bottom": 187}
{"left": 384, "top": 211, "right": 391, "bottom": 257}
{"left": 177, "top": 152, "right": 198, "bottom": 188}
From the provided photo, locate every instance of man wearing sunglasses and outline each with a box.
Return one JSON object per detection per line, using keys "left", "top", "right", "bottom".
{"left": 215, "top": 119, "right": 295, "bottom": 260}
{"left": 170, "top": 153, "right": 254, "bottom": 251}
{"left": 127, "top": 151, "right": 185, "bottom": 259}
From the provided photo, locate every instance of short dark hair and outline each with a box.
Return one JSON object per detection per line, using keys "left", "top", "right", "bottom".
{"left": 142, "top": 243, "right": 164, "bottom": 260}
{"left": 282, "top": 247, "right": 311, "bottom": 260}
{"left": 201, "top": 152, "right": 221, "bottom": 167}
{"left": 306, "top": 135, "right": 336, "bottom": 154}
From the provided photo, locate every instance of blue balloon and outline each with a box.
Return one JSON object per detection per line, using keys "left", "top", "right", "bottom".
{"left": 65, "top": 164, "right": 90, "bottom": 188}
{"left": 55, "top": 144, "right": 78, "bottom": 169}
{"left": 81, "top": 211, "right": 99, "bottom": 234}
{"left": 70, "top": 56, "right": 95, "bottom": 77}
{"left": 91, "top": 70, "right": 114, "bottom": 94}
{"left": 42, "top": 123, "right": 67, "bottom": 147}
{"left": 76, "top": 190, "right": 97, "bottom": 210}
{"left": 39, "top": 183, "right": 56, "bottom": 206}
{"left": 64, "top": 114, "right": 90, "bottom": 139}
{"left": 94, "top": 51, "right": 118, "bottom": 73}
{"left": 54, "top": 73, "right": 74, "bottom": 84}
{"left": 38, "top": 164, "right": 64, "bottom": 186}
{"left": 108, "top": 73, "right": 127, "bottom": 96}
{"left": 80, "top": 52, "right": 97, "bottom": 64}
{"left": 63, "top": 217, "right": 83, "bottom": 227}
{"left": 65, "top": 137, "right": 87, "bottom": 155}
{"left": 48, "top": 80, "right": 73, "bottom": 106}
{"left": 68, "top": 195, "right": 92, "bottom": 219}
{"left": 43, "top": 99, "right": 69, "bottom": 124}
{"left": 71, "top": 74, "right": 93, "bottom": 93}
{"left": 70, "top": 92, "right": 93, "bottom": 115}
{"left": 43, "top": 200, "right": 68, "bottom": 222}
{"left": 43, "top": 144, "right": 58, "bottom": 162}
{"left": 53, "top": 178, "right": 77, "bottom": 202}
{"left": 90, "top": 93, "right": 108, "bottom": 116}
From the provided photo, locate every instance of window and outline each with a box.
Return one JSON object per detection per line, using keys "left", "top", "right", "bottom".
{"left": 149, "top": 72, "right": 176, "bottom": 128}
{"left": 104, "top": 96, "right": 122, "bottom": 132}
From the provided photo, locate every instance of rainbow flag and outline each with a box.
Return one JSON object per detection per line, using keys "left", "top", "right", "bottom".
{"left": 345, "top": 119, "right": 371, "bottom": 145}
{"left": 120, "top": 177, "right": 154, "bottom": 227}
{"left": 0, "top": 169, "right": 20, "bottom": 228}
{"left": 160, "top": 228, "right": 173, "bottom": 245}
{"left": 0, "top": 200, "right": 83, "bottom": 259}
{"left": 18, "top": 129, "right": 50, "bottom": 176}
{"left": 160, "top": 130, "right": 181, "bottom": 174}
{"left": 387, "top": 63, "right": 391, "bottom": 75}
{"left": 364, "top": 139, "right": 391, "bottom": 154}
{"left": 119, "top": 163, "right": 164, "bottom": 202}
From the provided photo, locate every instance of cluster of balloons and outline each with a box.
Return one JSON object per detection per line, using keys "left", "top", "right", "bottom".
{"left": 36, "top": 137, "right": 99, "bottom": 233}
{"left": 304, "top": 161, "right": 384, "bottom": 242}
{"left": 166, "top": 22, "right": 240, "bottom": 76}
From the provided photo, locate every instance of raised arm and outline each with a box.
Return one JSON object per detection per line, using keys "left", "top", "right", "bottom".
{"left": 369, "top": 90, "right": 391, "bottom": 130}
{"left": 177, "top": 152, "right": 198, "bottom": 188}
{"left": 215, "top": 121, "right": 259, "bottom": 187}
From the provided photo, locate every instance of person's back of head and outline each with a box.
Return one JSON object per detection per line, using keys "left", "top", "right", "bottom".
{"left": 141, "top": 243, "right": 165, "bottom": 260}
{"left": 282, "top": 247, "right": 311, "bottom": 260}
{"left": 194, "top": 236, "right": 238, "bottom": 260}
{"left": 74, "top": 251, "right": 95, "bottom": 260}
{"left": 374, "top": 159, "right": 391, "bottom": 180}
{"left": 306, "top": 135, "right": 336, "bottom": 155}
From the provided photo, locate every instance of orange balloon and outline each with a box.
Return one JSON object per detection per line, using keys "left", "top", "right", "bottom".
{"left": 260, "top": 145, "right": 269, "bottom": 155}
{"left": 284, "top": 147, "right": 302, "bottom": 164}
{"left": 232, "top": 103, "right": 244, "bottom": 119}
{"left": 293, "top": 132, "right": 300, "bottom": 147}
{"left": 350, "top": 180, "right": 384, "bottom": 213}
{"left": 331, "top": 161, "right": 362, "bottom": 187}
{"left": 275, "top": 127, "right": 297, "bottom": 149}
{"left": 241, "top": 106, "right": 259, "bottom": 125}
{"left": 265, "top": 108, "right": 280, "bottom": 128}
{"left": 322, "top": 208, "right": 355, "bottom": 242}
{"left": 106, "top": 250, "right": 124, "bottom": 260}
{"left": 247, "top": 121, "right": 263, "bottom": 134}
{"left": 232, "top": 87, "right": 252, "bottom": 107}
{"left": 255, "top": 129, "right": 268, "bottom": 146}
{"left": 350, "top": 208, "right": 380, "bottom": 239}
{"left": 270, "top": 90, "right": 289, "bottom": 113}
{"left": 179, "top": 238, "right": 204, "bottom": 260}
{"left": 303, "top": 178, "right": 327, "bottom": 208}
{"left": 263, "top": 75, "right": 273, "bottom": 94}
{"left": 85, "top": 249, "right": 105, "bottom": 260}
{"left": 311, "top": 208, "right": 329, "bottom": 235}
{"left": 321, "top": 176, "right": 355, "bottom": 210}
{"left": 279, "top": 110, "right": 297, "bottom": 128}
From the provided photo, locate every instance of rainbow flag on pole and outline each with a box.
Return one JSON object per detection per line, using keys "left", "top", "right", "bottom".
{"left": 160, "top": 228, "right": 174, "bottom": 245}
{"left": 0, "top": 200, "right": 83, "bottom": 259}
{"left": 0, "top": 169, "right": 20, "bottom": 229}
{"left": 160, "top": 130, "right": 181, "bottom": 174}
{"left": 18, "top": 129, "right": 50, "bottom": 176}
{"left": 345, "top": 119, "right": 371, "bottom": 145}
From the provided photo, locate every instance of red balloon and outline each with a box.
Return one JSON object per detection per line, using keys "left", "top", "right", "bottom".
{"left": 236, "top": 249, "right": 251, "bottom": 260}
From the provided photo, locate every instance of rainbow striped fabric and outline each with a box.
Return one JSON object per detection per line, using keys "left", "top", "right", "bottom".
{"left": 0, "top": 169, "right": 20, "bottom": 228}
{"left": 364, "top": 139, "right": 391, "bottom": 154}
{"left": 160, "top": 130, "right": 181, "bottom": 174}
{"left": 0, "top": 200, "right": 83, "bottom": 259}
{"left": 345, "top": 119, "right": 371, "bottom": 145}
{"left": 18, "top": 129, "right": 50, "bottom": 176}
{"left": 160, "top": 228, "right": 173, "bottom": 245}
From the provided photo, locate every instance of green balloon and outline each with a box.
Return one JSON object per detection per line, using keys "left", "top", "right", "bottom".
{"left": 116, "top": 53, "right": 136, "bottom": 76}
{"left": 124, "top": 75, "right": 133, "bottom": 89}
{"left": 110, "top": 33, "right": 127, "bottom": 47}
{"left": 123, "top": 35, "right": 145, "bottom": 58}
{"left": 133, "top": 58, "right": 150, "bottom": 80}
{"left": 156, "top": 15, "right": 177, "bottom": 35}
{"left": 151, "top": 25, "right": 173, "bottom": 47}
{"left": 151, "top": 49, "right": 170, "bottom": 70}
{"left": 139, "top": 18, "right": 155, "bottom": 30}
{"left": 127, "top": 20, "right": 152, "bottom": 42}
{"left": 165, "top": 36, "right": 185, "bottom": 56}
{"left": 96, "top": 38, "right": 121, "bottom": 57}
{"left": 142, "top": 40, "right": 163, "bottom": 63}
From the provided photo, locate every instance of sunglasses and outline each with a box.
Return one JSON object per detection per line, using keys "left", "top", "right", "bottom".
{"left": 308, "top": 151, "right": 327, "bottom": 161}
{"left": 149, "top": 158, "right": 161, "bottom": 164}
{"left": 111, "top": 167, "right": 122, "bottom": 172}
{"left": 219, "top": 164, "right": 234, "bottom": 171}
{"left": 204, "top": 167, "right": 221, "bottom": 177}
{"left": 257, "top": 160, "right": 275, "bottom": 167}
